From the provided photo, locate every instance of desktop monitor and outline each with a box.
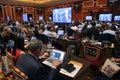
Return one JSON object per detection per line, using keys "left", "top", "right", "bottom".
{"left": 114, "top": 16, "right": 120, "bottom": 21}
{"left": 99, "top": 14, "right": 112, "bottom": 22}
{"left": 53, "top": 7, "right": 72, "bottom": 23}
{"left": 86, "top": 16, "right": 92, "bottom": 20}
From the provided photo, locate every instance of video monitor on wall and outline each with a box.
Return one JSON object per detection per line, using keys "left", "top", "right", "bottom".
{"left": 7, "top": 16, "right": 10, "bottom": 22}
{"left": 53, "top": 7, "right": 72, "bottom": 23}
{"left": 22, "top": 14, "right": 28, "bottom": 22}
{"left": 39, "top": 16, "right": 43, "bottom": 20}
{"left": 99, "top": 14, "right": 112, "bottom": 22}
{"left": 114, "top": 16, "right": 120, "bottom": 21}
{"left": 86, "top": 16, "right": 92, "bottom": 20}
{"left": 49, "top": 17, "right": 52, "bottom": 20}
{"left": 29, "top": 17, "right": 32, "bottom": 21}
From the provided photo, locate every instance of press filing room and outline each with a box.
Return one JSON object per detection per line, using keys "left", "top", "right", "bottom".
{"left": 0, "top": 0, "right": 120, "bottom": 80}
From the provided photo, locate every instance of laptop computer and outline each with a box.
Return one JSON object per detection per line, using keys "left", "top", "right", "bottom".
{"left": 78, "top": 27, "right": 83, "bottom": 31}
{"left": 42, "top": 49, "right": 66, "bottom": 68}
{"left": 57, "top": 30, "right": 64, "bottom": 36}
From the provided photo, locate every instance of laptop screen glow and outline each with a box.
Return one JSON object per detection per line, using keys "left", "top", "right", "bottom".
{"left": 57, "top": 30, "right": 64, "bottom": 35}
{"left": 78, "top": 27, "right": 83, "bottom": 31}
{"left": 51, "top": 49, "right": 65, "bottom": 61}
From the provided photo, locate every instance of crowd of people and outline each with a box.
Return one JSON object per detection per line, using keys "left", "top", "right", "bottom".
{"left": 0, "top": 19, "right": 120, "bottom": 80}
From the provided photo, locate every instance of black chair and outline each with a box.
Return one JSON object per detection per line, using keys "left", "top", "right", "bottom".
{"left": 38, "top": 34, "right": 49, "bottom": 44}
{"left": 98, "top": 33, "right": 117, "bottom": 44}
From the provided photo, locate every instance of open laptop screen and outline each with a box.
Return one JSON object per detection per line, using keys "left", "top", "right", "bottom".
{"left": 50, "top": 49, "right": 65, "bottom": 61}
{"left": 57, "top": 30, "right": 64, "bottom": 35}
{"left": 78, "top": 27, "right": 83, "bottom": 31}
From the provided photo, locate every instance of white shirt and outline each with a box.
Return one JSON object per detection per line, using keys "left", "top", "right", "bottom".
{"left": 103, "top": 29, "right": 117, "bottom": 39}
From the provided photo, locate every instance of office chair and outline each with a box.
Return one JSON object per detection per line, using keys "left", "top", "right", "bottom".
{"left": 98, "top": 33, "right": 116, "bottom": 44}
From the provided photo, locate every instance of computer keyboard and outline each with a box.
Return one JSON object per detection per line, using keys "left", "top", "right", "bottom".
{"left": 47, "top": 58, "right": 53, "bottom": 63}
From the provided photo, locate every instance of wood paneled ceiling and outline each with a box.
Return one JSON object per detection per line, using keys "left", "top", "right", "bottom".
{"left": 0, "top": 0, "right": 86, "bottom": 7}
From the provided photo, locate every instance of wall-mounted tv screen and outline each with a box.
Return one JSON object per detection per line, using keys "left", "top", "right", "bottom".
{"left": 107, "top": 0, "right": 120, "bottom": 6}
{"left": 39, "top": 16, "right": 43, "bottom": 20}
{"left": 53, "top": 7, "right": 72, "bottom": 23}
{"left": 86, "top": 16, "right": 92, "bottom": 20}
{"left": 114, "top": 16, "right": 120, "bottom": 21}
{"left": 22, "top": 14, "right": 28, "bottom": 22}
{"left": 29, "top": 17, "right": 32, "bottom": 21}
{"left": 99, "top": 14, "right": 112, "bottom": 22}
{"left": 49, "top": 16, "right": 52, "bottom": 20}
{"left": 7, "top": 16, "right": 10, "bottom": 22}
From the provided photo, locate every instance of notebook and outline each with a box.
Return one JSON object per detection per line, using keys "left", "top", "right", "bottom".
{"left": 42, "top": 49, "right": 66, "bottom": 68}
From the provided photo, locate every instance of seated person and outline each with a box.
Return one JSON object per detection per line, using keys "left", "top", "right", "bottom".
{"left": 99, "top": 23, "right": 117, "bottom": 44}
{"left": 43, "top": 24, "right": 58, "bottom": 38}
{"left": 93, "top": 57, "right": 120, "bottom": 80}
{"left": 11, "top": 36, "right": 25, "bottom": 62}
{"left": 16, "top": 39, "right": 62, "bottom": 80}
{"left": 86, "top": 22, "right": 100, "bottom": 40}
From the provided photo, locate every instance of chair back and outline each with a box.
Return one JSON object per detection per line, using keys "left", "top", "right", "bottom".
{"left": 1, "top": 51, "right": 15, "bottom": 72}
{"left": 13, "top": 66, "right": 30, "bottom": 80}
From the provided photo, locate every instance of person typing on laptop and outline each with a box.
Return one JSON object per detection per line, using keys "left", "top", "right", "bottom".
{"left": 16, "top": 39, "right": 62, "bottom": 80}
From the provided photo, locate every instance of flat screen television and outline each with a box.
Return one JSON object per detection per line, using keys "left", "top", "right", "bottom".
{"left": 39, "top": 16, "right": 43, "bottom": 20}
{"left": 86, "top": 16, "right": 92, "bottom": 20}
{"left": 49, "top": 17, "right": 52, "bottom": 20}
{"left": 7, "top": 16, "right": 10, "bottom": 22}
{"left": 99, "top": 14, "right": 112, "bottom": 22}
{"left": 53, "top": 7, "right": 72, "bottom": 23}
{"left": 29, "top": 17, "right": 32, "bottom": 21}
{"left": 107, "top": 0, "right": 120, "bottom": 6}
{"left": 22, "top": 14, "right": 28, "bottom": 22}
{"left": 114, "top": 16, "right": 120, "bottom": 21}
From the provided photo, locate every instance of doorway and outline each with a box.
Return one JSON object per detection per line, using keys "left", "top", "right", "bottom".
{"left": 27, "top": 14, "right": 33, "bottom": 21}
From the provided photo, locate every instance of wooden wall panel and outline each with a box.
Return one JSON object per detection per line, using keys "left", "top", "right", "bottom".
{"left": 73, "top": 8, "right": 83, "bottom": 20}
{"left": 0, "top": 5, "right": 4, "bottom": 22}
{"left": 24, "top": 7, "right": 34, "bottom": 13}
{"left": 83, "top": 0, "right": 94, "bottom": 8}
{"left": 0, "top": 12, "right": 3, "bottom": 22}
{"left": 97, "top": 0, "right": 107, "bottom": 6}
{"left": 0, "top": 0, "right": 119, "bottom": 22}
{"left": 5, "top": 5, "right": 13, "bottom": 21}
{"left": 13, "top": 6, "right": 24, "bottom": 21}
{"left": 35, "top": 8, "right": 43, "bottom": 20}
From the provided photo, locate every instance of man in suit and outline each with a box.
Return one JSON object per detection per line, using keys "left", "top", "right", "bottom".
{"left": 16, "top": 39, "right": 61, "bottom": 80}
